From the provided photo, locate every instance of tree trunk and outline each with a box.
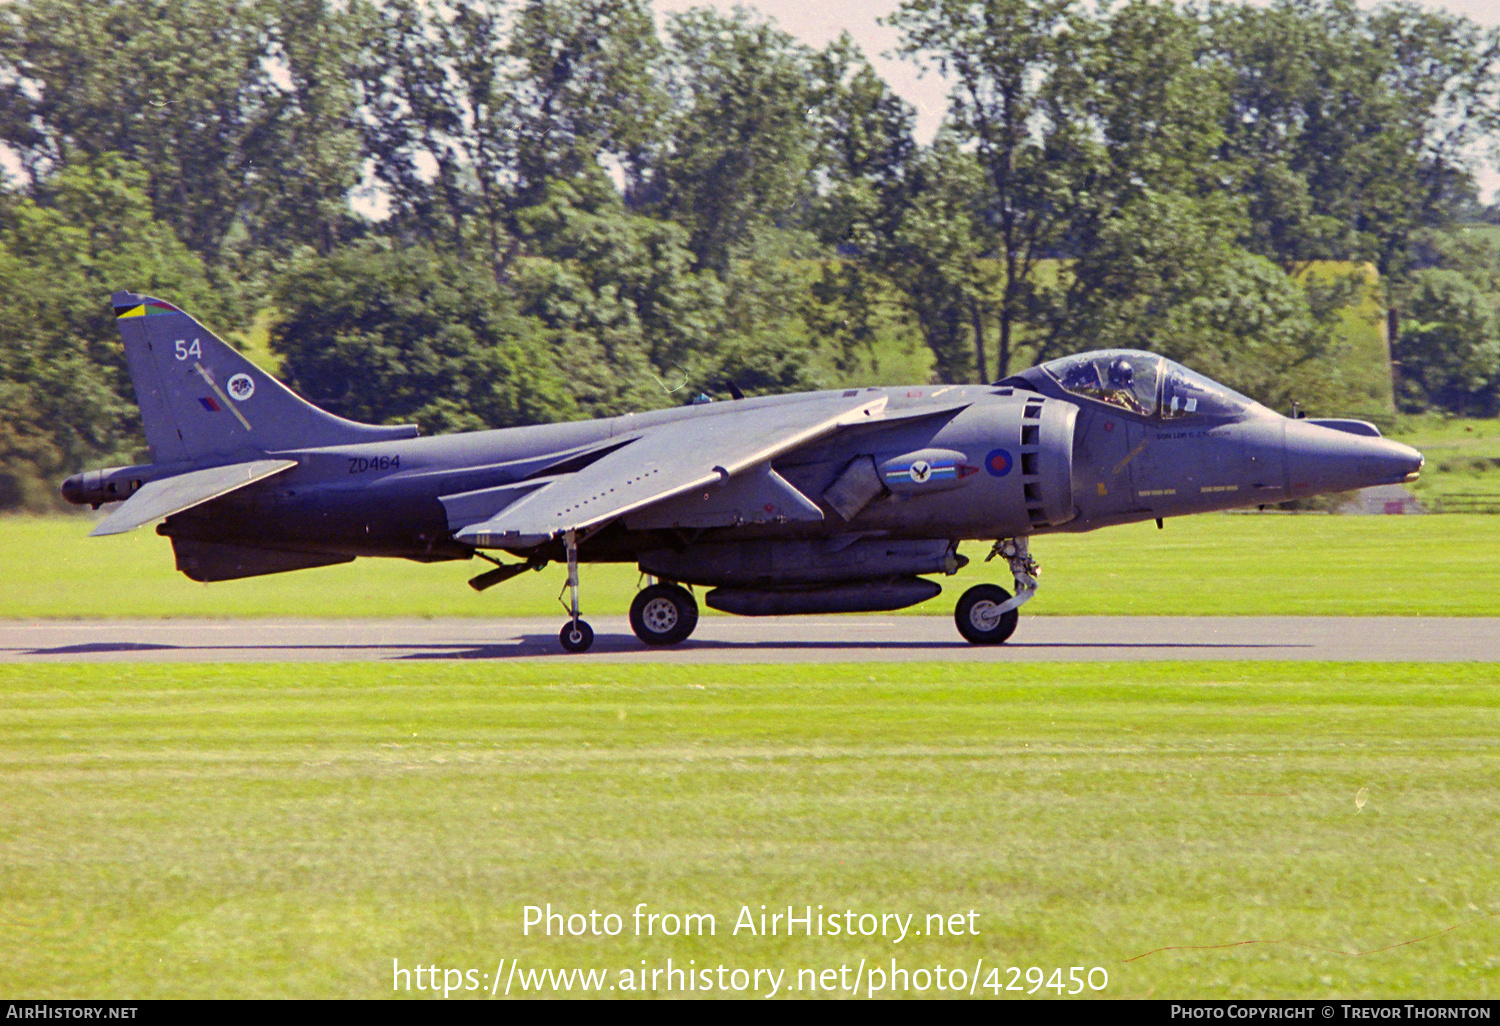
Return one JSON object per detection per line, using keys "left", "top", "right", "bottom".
{"left": 970, "top": 299, "right": 988, "bottom": 384}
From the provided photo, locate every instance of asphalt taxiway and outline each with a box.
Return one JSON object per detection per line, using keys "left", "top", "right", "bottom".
{"left": 3, "top": 616, "right": 1498, "bottom": 662}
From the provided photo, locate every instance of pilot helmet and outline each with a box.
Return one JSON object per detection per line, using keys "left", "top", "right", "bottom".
{"left": 1107, "top": 358, "right": 1135, "bottom": 389}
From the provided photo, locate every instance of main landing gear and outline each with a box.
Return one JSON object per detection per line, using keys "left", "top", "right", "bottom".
{"left": 954, "top": 537, "right": 1039, "bottom": 645}
{"left": 554, "top": 529, "right": 699, "bottom": 652}
{"left": 629, "top": 583, "right": 699, "bottom": 646}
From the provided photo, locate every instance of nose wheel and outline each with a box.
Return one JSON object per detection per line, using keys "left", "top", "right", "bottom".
{"left": 955, "top": 585, "right": 1019, "bottom": 644}
{"left": 955, "top": 537, "right": 1040, "bottom": 645}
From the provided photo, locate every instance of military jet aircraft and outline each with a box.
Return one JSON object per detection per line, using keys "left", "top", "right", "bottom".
{"left": 62, "top": 291, "right": 1423, "bottom": 652}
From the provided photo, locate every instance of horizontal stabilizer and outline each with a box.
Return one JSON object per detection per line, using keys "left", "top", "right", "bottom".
{"left": 90, "top": 459, "right": 297, "bottom": 536}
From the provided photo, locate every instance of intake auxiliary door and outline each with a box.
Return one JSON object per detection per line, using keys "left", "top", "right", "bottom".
{"left": 1068, "top": 404, "right": 1141, "bottom": 522}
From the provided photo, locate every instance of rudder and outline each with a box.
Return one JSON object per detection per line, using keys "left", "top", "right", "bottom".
{"left": 111, "top": 291, "right": 417, "bottom": 462}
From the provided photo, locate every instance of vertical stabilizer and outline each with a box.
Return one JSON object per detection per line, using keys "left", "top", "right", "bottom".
{"left": 111, "top": 291, "right": 417, "bottom": 461}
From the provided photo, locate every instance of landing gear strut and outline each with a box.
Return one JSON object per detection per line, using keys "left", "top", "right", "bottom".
{"left": 558, "top": 529, "right": 594, "bottom": 653}
{"left": 954, "top": 537, "right": 1039, "bottom": 645}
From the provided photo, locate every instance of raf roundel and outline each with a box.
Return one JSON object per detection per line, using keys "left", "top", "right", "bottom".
{"left": 985, "top": 448, "right": 1013, "bottom": 477}
{"left": 227, "top": 373, "right": 255, "bottom": 402}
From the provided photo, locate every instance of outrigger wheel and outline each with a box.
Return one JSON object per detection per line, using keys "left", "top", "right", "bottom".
{"left": 556, "top": 528, "right": 594, "bottom": 653}
{"left": 629, "top": 583, "right": 699, "bottom": 646}
{"left": 559, "top": 619, "right": 594, "bottom": 653}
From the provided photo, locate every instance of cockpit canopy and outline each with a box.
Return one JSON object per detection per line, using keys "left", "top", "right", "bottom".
{"left": 1015, "top": 350, "right": 1258, "bottom": 421}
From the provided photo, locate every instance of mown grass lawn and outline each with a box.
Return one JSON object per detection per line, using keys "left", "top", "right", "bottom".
{"left": 5, "top": 512, "right": 1498, "bottom": 619}
{"left": 1390, "top": 415, "right": 1500, "bottom": 509}
{"left": 1, "top": 661, "right": 1495, "bottom": 999}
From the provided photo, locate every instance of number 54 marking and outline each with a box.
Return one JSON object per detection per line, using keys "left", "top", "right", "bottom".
{"left": 174, "top": 339, "right": 201, "bottom": 360}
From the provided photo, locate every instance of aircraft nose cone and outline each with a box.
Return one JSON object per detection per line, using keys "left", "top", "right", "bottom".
{"left": 1284, "top": 421, "right": 1424, "bottom": 497}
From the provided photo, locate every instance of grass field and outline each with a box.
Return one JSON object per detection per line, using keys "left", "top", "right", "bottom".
{"left": 1389, "top": 415, "right": 1500, "bottom": 509}
{"left": 6, "top": 512, "right": 1499, "bottom": 619}
{"left": 0, "top": 661, "right": 1494, "bottom": 999}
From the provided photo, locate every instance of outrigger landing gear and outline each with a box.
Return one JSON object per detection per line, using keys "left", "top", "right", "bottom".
{"left": 558, "top": 529, "right": 594, "bottom": 653}
{"left": 954, "top": 537, "right": 1040, "bottom": 645}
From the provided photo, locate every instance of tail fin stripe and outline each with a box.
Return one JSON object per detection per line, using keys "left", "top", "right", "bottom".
{"left": 193, "top": 362, "right": 252, "bottom": 430}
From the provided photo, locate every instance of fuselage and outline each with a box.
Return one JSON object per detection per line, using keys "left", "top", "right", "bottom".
{"left": 65, "top": 353, "right": 1424, "bottom": 581}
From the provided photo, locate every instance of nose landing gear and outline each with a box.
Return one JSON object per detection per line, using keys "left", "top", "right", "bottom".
{"left": 955, "top": 537, "right": 1039, "bottom": 645}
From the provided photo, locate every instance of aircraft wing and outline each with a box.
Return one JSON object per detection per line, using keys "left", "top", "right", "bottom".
{"left": 90, "top": 459, "right": 298, "bottom": 536}
{"left": 452, "top": 394, "right": 891, "bottom": 548}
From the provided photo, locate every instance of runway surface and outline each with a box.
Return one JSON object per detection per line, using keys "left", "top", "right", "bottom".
{"left": 3, "top": 616, "right": 1499, "bottom": 662}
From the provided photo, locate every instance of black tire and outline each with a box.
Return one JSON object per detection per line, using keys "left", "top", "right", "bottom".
{"left": 954, "top": 584, "right": 1019, "bottom": 645}
{"left": 629, "top": 583, "right": 699, "bottom": 646}
{"left": 559, "top": 620, "right": 594, "bottom": 653}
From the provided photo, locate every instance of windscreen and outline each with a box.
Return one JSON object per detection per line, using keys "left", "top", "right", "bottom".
{"left": 1160, "top": 362, "right": 1253, "bottom": 420}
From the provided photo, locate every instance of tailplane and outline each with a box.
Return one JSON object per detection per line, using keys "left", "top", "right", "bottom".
{"left": 112, "top": 291, "right": 417, "bottom": 462}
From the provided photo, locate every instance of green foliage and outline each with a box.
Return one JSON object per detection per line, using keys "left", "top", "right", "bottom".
{"left": 1209, "top": 0, "right": 1500, "bottom": 279}
{"left": 1394, "top": 269, "right": 1500, "bottom": 415}
{"left": 358, "top": 0, "right": 666, "bottom": 274}
{"left": 804, "top": 33, "right": 916, "bottom": 250}
{"left": 512, "top": 182, "right": 818, "bottom": 415}
{"left": 713, "top": 227, "right": 822, "bottom": 395}
{"left": 889, "top": 0, "right": 1080, "bottom": 377}
{"left": 801, "top": 36, "right": 925, "bottom": 377}
{"left": 509, "top": 0, "right": 665, "bottom": 202}
{"left": 645, "top": 7, "right": 820, "bottom": 277}
{"left": 512, "top": 181, "right": 720, "bottom": 416}
{"left": 884, "top": 139, "right": 999, "bottom": 383}
{"left": 0, "top": 0, "right": 370, "bottom": 268}
{"left": 0, "top": 155, "right": 216, "bottom": 509}
{"left": 1039, "top": 194, "right": 1360, "bottom": 413}
{"left": 270, "top": 243, "right": 572, "bottom": 433}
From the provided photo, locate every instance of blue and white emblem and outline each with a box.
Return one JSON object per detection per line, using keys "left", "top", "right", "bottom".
{"left": 887, "top": 458, "right": 956, "bottom": 484}
{"left": 879, "top": 449, "right": 979, "bottom": 493}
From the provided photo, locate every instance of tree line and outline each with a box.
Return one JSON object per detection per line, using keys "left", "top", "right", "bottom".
{"left": 2, "top": 0, "right": 1498, "bottom": 509}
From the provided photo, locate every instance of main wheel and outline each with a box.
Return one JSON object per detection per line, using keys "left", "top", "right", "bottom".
{"left": 629, "top": 583, "right": 699, "bottom": 646}
{"left": 954, "top": 584, "right": 1019, "bottom": 645}
{"left": 559, "top": 619, "right": 594, "bottom": 653}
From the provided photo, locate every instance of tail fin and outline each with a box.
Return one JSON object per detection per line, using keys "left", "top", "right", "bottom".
{"left": 111, "top": 291, "right": 418, "bottom": 462}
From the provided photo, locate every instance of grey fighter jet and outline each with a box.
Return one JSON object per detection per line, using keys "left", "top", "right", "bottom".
{"left": 62, "top": 292, "right": 1423, "bottom": 651}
